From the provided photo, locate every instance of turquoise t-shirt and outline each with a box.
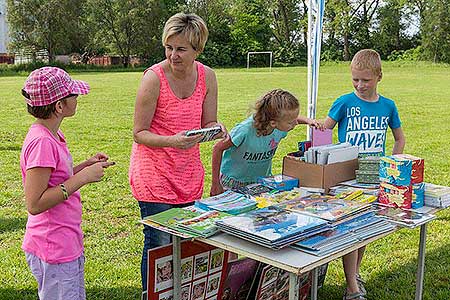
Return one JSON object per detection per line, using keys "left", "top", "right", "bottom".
{"left": 220, "top": 116, "right": 288, "bottom": 185}
{"left": 328, "top": 92, "right": 401, "bottom": 156}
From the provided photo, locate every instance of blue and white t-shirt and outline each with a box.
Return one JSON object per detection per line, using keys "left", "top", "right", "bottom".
{"left": 220, "top": 116, "right": 288, "bottom": 185}
{"left": 328, "top": 92, "right": 401, "bottom": 156}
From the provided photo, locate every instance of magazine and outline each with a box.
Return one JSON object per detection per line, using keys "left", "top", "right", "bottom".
{"left": 375, "top": 205, "right": 436, "bottom": 228}
{"left": 216, "top": 206, "right": 329, "bottom": 248}
{"left": 196, "top": 190, "right": 257, "bottom": 215}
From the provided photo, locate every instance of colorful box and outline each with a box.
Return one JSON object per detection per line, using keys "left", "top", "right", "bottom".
{"left": 412, "top": 182, "right": 425, "bottom": 209}
{"left": 257, "top": 174, "right": 299, "bottom": 191}
{"left": 378, "top": 182, "right": 412, "bottom": 209}
{"left": 394, "top": 154, "right": 424, "bottom": 184}
{"left": 379, "top": 156, "right": 413, "bottom": 186}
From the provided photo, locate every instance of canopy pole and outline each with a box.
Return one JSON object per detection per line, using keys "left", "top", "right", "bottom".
{"left": 306, "top": 0, "right": 326, "bottom": 140}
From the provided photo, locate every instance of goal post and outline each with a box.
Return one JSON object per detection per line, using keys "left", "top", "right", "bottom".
{"left": 247, "top": 51, "right": 273, "bottom": 71}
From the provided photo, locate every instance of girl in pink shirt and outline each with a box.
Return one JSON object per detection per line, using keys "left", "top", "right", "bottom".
{"left": 20, "top": 67, "right": 114, "bottom": 300}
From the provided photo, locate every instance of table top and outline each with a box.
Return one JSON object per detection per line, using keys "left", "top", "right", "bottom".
{"left": 197, "top": 206, "right": 441, "bottom": 275}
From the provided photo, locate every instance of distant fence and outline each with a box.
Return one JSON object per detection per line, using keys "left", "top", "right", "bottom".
{"left": 14, "top": 49, "right": 49, "bottom": 65}
{"left": 0, "top": 54, "right": 14, "bottom": 64}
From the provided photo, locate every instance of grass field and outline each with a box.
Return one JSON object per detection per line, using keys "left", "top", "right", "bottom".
{"left": 1, "top": 62, "right": 449, "bottom": 300}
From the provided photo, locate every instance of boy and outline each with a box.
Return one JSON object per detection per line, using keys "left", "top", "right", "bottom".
{"left": 323, "top": 49, "right": 405, "bottom": 300}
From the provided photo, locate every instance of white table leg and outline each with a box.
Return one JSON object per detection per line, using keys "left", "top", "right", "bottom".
{"left": 289, "top": 272, "right": 299, "bottom": 300}
{"left": 415, "top": 223, "right": 427, "bottom": 300}
{"left": 172, "top": 236, "right": 181, "bottom": 299}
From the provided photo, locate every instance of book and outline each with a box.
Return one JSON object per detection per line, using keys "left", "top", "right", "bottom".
{"left": 375, "top": 205, "right": 436, "bottom": 228}
{"left": 196, "top": 190, "right": 257, "bottom": 215}
{"left": 185, "top": 126, "right": 222, "bottom": 143}
{"left": 177, "top": 210, "right": 231, "bottom": 238}
{"left": 216, "top": 206, "right": 330, "bottom": 249}
{"left": 281, "top": 194, "right": 372, "bottom": 222}
{"left": 147, "top": 240, "right": 229, "bottom": 300}
{"left": 312, "top": 128, "right": 332, "bottom": 147}
{"left": 218, "top": 258, "right": 260, "bottom": 300}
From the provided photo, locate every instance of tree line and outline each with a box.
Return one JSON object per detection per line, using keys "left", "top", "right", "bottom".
{"left": 6, "top": 0, "right": 450, "bottom": 67}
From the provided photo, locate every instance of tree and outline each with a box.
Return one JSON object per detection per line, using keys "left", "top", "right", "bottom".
{"left": 421, "top": 0, "right": 450, "bottom": 63}
{"left": 7, "top": 0, "right": 85, "bottom": 61}
{"left": 86, "top": 0, "right": 177, "bottom": 67}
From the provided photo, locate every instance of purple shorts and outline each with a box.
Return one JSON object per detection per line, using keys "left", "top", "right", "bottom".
{"left": 25, "top": 251, "right": 86, "bottom": 300}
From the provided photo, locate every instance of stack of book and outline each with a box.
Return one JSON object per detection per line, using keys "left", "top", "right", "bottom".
{"left": 374, "top": 205, "right": 436, "bottom": 228}
{"left": 424, "top": 183, "right": 450, "bottom": 208}
{"left": 195, "top": 190, "right": 257, "bottom": 215}
{"left": 216, "top": 206, "right": 330, "bottom": 249}
{"left": 292, "top": 212, "right": 395, "bottom": 256}
{"left": 279, "top": 193, "right": 376, "bottom": 223}
{"left": 142, "top": 207, "right": 231, "bottom": 238}
{"left": 355, "top": 156, "right": 380, "bottom": 184}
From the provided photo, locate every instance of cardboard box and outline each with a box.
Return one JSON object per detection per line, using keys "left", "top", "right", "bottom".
{"left": 282, "top": 156, "right": 358, "bottom": 193}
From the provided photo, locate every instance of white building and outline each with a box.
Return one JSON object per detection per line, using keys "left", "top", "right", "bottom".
{"left": 0, "top": 0, "right": 9, "bottom": 54}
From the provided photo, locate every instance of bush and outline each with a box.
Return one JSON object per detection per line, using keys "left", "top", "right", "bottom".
{"left": 387, "top": 46, "right": 424, "bottom": 62}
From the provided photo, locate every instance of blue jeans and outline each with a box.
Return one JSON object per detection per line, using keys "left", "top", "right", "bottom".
{"left": 138, "top": 201, "right": 192, "bottom": 292}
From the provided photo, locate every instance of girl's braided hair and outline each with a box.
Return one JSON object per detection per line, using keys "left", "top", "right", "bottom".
{"left": 253, "top": 89, "right": 299, "bottom": 136}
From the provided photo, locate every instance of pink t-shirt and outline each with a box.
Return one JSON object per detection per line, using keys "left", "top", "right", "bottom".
{"left": 129, "top": 61, "right": 206, "bottom": 204}
{"left": 20, "top": 124, "right": 83, "bottom": 264}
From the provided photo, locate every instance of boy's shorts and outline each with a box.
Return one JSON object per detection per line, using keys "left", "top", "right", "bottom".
{"left": 25, "top": 251, "right": 85, "bottom": 300}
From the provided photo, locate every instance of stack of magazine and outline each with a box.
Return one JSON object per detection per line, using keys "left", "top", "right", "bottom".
{"left": 142, "top": 207, "right": 231, "bottom": 238}
{"left": 279, "top": 193, "right": 376, "bottom": 223}
{"left": 216, "top": 206, "right": 331, "bottom": 249}
{"left": 195, "top": 190, "right": 257, "bottom": 215}
{"left": 374, "top": 205, "right": 436, "bottom": 228}
{"left": 424, "top": 183, "right": 450, "bottom": 208}
{"left": 291, "top": 212, "right": 395, "bottom": 256}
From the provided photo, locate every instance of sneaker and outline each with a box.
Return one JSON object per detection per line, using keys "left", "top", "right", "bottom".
{"left": 343, "top": 291, "right": 367, "bottom": 300}
{"left": 356, "top": 274, "right": 367, "bottom": 296}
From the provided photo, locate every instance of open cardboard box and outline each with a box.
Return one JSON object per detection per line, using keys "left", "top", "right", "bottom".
{"left": 282, "top": 155, "right": 358, "bottom": 193}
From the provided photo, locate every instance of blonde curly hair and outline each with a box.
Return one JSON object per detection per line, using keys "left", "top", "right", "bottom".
{"left": 253, "top": 89, "right": 299, "bottom": 136}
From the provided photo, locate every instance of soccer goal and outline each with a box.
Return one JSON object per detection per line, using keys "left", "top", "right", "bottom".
{"left": 246, "top": 51, "right": 273, "bottom": 71}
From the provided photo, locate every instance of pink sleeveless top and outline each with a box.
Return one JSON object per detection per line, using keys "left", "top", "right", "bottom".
{"left": 129, "top": 61, "right": 206, "bottom": 204}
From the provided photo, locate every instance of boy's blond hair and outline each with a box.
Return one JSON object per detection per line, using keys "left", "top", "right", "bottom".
{"left": 162, "top": 13, "right": 209, "bottom": 53}
{"left": 351, "top": 49, "right": 382, "bottom": 76}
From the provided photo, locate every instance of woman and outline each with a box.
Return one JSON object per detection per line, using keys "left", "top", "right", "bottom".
{"left": 129, "top": 12, "right": 225, "bottom": 293}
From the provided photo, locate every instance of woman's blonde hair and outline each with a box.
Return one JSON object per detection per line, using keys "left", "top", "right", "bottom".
{"left": 162, "top": 13, "right": 209, "bottom": 53}
{"left": 253, "top": 89, "right": 299, "bottom": 136}
{"left": 351, "top": 49, "right": 382, "bottom": 76}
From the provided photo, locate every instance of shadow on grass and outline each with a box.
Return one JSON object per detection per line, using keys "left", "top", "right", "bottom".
{"left": 0, "top": 216, "right": 27, "bottom": 233}
{"left": 0, "top": 145, "right": 21, "bottom": 151}
{"left": 0, "top": 286, "right": 142, "bottom": 300}
{"left": 319, "top": 242, "right": 450, "bottom": 300}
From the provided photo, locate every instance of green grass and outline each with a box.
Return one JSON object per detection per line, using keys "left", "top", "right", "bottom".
{"left": 1, "top": 62, "right": 449, "bottom": 299}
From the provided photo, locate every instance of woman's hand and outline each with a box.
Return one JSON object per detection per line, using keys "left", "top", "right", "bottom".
{"left": 171, "top": 132, "right": 203, "bottom": 149}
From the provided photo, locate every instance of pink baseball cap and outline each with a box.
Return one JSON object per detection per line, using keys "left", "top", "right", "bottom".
{"left": 23, "top": 67, "right": 90, "bottom": 107}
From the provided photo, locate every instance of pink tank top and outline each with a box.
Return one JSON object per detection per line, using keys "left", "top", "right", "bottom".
{"left": 129, "top": 61, "right": 207, "bottom": 204}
